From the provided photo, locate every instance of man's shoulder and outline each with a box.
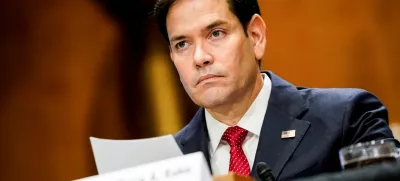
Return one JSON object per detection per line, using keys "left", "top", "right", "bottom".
{"left": 298, "top": 87, "right": 381, "bottom": 108}
{"left": 265, "top": 71, "right": 382, "bottom": 111}
{"left": 173, "top": 123, "right": 190, "bottom": 144}
{"left": 295, "top": 87, "right": 385, "bottom": 123}
{"left": 173, "top": 107, "right": 205, "bottom": 145}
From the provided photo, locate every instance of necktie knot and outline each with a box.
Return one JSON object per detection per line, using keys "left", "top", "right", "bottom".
{"left": 222, "top": 126, "right": 248, "bottom": 147}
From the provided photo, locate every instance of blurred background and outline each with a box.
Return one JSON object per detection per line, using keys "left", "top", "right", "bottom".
{"left": 0, "top": 0, "right": 399, "bottom": 180}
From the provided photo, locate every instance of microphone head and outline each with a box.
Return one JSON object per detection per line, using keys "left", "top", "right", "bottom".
{"left": 257, "top": 162, "right": 272, "bottom": 174}
{"left": 256, "top": 162, "right": 275, "bottom": 181}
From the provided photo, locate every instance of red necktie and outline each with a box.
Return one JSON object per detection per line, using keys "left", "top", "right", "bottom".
{"left": 222, "top": 126, "right": 250, "bottom": 176}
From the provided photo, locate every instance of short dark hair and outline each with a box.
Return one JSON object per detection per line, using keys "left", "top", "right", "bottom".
{"left": 153, "top": 0, "right": 261, "bottom": 42}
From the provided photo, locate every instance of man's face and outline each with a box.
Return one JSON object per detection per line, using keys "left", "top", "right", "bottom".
{"left": 166, "top": 0, "right": 263, "bottom": 108}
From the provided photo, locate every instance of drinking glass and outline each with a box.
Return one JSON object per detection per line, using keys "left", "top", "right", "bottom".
{"left": 339, "top": 140, "right": 399, "bottom": 170}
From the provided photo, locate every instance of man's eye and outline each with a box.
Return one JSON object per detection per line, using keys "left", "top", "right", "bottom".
{"left": 210, "top": 30, "right": 226, "bottom": 39}
{"left": 176, "top": 42, "right": 187, "bottom": 49}
{"left": 212, "top": 31, "right": 222, "bottom": 37}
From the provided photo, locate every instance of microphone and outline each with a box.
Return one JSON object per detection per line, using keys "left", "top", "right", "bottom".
{"left": 256, "top": 162, "right": 276, "bottom": 181}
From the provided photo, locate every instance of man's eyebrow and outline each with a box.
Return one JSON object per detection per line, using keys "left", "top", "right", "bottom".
{"left": 169, "top": 35, "right": 186, "bottom": 43}
{"left": 204, "top": 20, "right": 228, "bottom": 31}
{"left": 169, "top": 20, "right": 228, "bottom": 43}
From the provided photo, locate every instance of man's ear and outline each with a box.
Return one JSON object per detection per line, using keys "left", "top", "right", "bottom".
{"left": 246, "top": 14, "right": 267, "bottom": 61}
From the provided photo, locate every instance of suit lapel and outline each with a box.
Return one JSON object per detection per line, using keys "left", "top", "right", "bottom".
{"left": 251, "top": 71, "right": 311, "bottom": 179}
{"left": 177, "top": 108, "right": 212, "bottom": 173}
{"left": 251, "top": 106, "right": 310, "bottom": 179}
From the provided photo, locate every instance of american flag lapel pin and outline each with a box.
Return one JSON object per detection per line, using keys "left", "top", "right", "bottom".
{"left": 281, "top": 130, "right": 296, "bottom": 139}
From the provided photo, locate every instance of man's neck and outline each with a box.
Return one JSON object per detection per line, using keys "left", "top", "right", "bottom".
{"left": 206, "top": 73, "right": 264, "bottom": 126}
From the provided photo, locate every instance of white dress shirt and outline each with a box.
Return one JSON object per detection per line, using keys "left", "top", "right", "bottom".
{"left": 205, "top": 73, "right": 272, "bottom": 175}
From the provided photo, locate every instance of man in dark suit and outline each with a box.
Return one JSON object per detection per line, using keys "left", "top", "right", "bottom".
{"left": 152, "top": 0, "right": 399, "bottom": 180}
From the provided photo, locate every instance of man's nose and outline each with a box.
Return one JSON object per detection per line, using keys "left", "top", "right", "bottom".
{"left": 193, "top": 43, "right": 214, "bottom": 68}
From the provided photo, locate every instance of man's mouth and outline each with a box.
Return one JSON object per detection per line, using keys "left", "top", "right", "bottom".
{"left": 196, "top": 74, "right": 222, "bottom": 85}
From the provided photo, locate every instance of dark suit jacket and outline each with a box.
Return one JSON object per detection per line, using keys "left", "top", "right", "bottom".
{"left": 174, "top": 71, "right": 399, "bottom": 181}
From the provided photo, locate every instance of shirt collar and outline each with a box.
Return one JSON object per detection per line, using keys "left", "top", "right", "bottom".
{"left": 205, "top": 73, "right": 272, "bottom": 155}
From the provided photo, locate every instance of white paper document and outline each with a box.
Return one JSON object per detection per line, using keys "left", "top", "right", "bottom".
{"left": 74, "top": 152, "right": 212, "bottom": 181}
{"left": 90, "top": 134, "right": 183, "bottom": 174}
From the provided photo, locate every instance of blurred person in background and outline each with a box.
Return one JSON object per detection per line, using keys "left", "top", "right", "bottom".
{"left": 153, "top": 0, "right": 400, "bottom": 180}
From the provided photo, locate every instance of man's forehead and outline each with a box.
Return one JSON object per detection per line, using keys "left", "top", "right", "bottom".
{"left": 168, "top": 0, "right": 227, "bottom": 15}
{"left": 166, "top": 0, "right": 234, "bottom": 35}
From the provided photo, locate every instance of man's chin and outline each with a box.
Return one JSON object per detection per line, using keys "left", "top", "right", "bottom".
{"left": 190, "top": 87, "right": 232, "bottom": 107}
{"left": 196, "top": 94, "right": 229, "bottom": 109}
